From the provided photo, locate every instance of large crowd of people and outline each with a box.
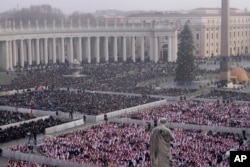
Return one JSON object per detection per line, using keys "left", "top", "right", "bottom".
{"left": 1, "top": 64, "right": 76, "bottom": 91}
{"left": 1, "top": 59, "right": 250, "bottom": 167}
{"left": 8, "top": 122, "right": 249, "bottom": 167}
{"left": 0, "top": 110, "right": 35, "bottom": 126}
{"left": 3, "top": 98, "right": 250, "bottom": 166}
{"left": 172, "top": 129, "right": 249, "bottom": 167}
{"left": 0, "top": 63, "right": 167, "bottom": 92}
{"left": 128, "top": 100, "right": 250, "bottom": 128}
{"left": 0, "top": 90, "right": 158, "bottom": 115}
{"left": 3, "top": 99, "right": 250, "bottom": 166}
{"left": 0, "top": 62, "right": 193, "bottom": 97}
{"left": 0, "top": 116, "right": 65, "bottom": 143}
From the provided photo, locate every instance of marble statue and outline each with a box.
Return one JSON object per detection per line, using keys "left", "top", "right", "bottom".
{"left": 150, "top": 118, "right": 174, "bottom": 167}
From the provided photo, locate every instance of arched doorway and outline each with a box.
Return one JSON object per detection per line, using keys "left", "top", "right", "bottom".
{"left": 161, "top": 44, "right": 168, "bottom": 62}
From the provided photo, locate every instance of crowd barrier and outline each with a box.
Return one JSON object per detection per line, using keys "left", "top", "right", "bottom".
{"left": 45, "top": 119, "right": 84, "bottom": 135}
{"left": 95, "top": 99, "right": 167, "bottom": 122}
{"left": 168, "top": 122, "right": 250, "bottom": 134}
{"left": 0, "top": 87, "right": 37, "bottom": 96}
{"left": 0, "top": 100, "right": 167, "bottom": 135}
{"left": 0, "top": 115, "right": 50, "bottom": 130}
{"left": 150, "top": 95, "right": 179, "bottom": 101}
{"left": 1, "top": 149, "right": 95, "bottom": 167}
{"left": 0, "top": 106, "right": 71, "bottom": 119}
{"left": 1, "top": 97, "right": 249, "bottom": 135}
{"left": 85, "top": 90, "right": 143, "bottom": 97}
{"left": 110, "top": 117, "right": 147, "bottom": 126}
{"left": 110, "top": 118, "right": 250, "bottom": 135}
{"left": 85, "top": 89, "right": 182, "bottom": 101}
{"left": 190, "top": 97, "right": 218, "bottom": 102}
{"left": 69, "top": 99, "right": 168, "bottom": 123}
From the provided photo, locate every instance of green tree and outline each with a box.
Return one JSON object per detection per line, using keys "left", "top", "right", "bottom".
{"left": 174, "top": 23, "right": 195, "bottom": 85}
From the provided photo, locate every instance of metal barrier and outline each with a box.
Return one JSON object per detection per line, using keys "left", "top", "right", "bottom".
{"left": 2, "top": 149, "right": 96, "bottom": 167}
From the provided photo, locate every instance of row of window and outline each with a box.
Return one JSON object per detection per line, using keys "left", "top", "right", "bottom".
{"left": 204, "top": 47, "right": 249, "bottom": 55}
{"left": 206, "top": 27, "right": 250, "bottom": 31}
{"left": 204, "top": 31, "right": 250, "bottom": 40}
{"left": 207, "top": 18, "right": 250, "bottom": 24}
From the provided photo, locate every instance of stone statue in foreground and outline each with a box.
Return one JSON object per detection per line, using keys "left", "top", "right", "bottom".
{"left": 150, "top": 118, "right": 174, "bottom": 167}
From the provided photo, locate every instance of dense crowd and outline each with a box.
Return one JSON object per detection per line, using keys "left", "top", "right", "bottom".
{"left": 129, "top": 100, "right": 250, "bottom": 128}
{"left": 0, "top": 64, "right": 80, "bottom": 91}
{"left": 0, "top": 116, "right": 65, "bottom": 143}
{"left": 0, "top": 62, "right": 190, "bottom": 97}
{"left": 81, "top": 68, "right": 170, "bottom": 91}
{"left": 2, "top": 59, "right": 250, "bottom": 167}
{"left": 172, "top": 129, "right": 249, "bottom": 166}
{"left": 81, "top": 69, "right": 196, "bottom": 96}
{"left": 124, "top": 87, "right": 197, "bottom": 96}
{"left": 8, "top": 122, "right": 249, "bottom": 167}
{"left": 0, "top": 110, "right": 35, "bottom": 126}
{"left": 0, "top": 63, "right": 165, "bottom": 92}
{"left": 0, "top": 90, "right": 158, "bottom": 115}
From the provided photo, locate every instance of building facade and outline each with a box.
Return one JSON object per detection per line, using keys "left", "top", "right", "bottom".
{"left": 0, "top": 20, "right": 178, "bottom": 71}
{"left": 127, "top": 8, "right": 250, "bottom": 58}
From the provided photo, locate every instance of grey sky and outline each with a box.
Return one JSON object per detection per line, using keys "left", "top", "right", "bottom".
{"left": 0, "top": 0, "right": 249, "bottom": 14}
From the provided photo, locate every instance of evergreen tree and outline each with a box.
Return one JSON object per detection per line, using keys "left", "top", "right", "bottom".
{"left": 174, "top": 23, "right": 195, "bottom": 85}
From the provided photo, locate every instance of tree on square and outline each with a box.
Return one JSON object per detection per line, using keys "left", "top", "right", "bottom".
{"left": 174, "top": 22, "right": 195, "bottom": 85}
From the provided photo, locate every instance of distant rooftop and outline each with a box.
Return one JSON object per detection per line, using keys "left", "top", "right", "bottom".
{"left": 128, "top": 8, "right": 250, "bottom": 18}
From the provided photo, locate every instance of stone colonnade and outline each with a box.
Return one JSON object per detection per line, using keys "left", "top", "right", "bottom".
{"left": 0, "top": 31, "right": 177, "bottom": 71}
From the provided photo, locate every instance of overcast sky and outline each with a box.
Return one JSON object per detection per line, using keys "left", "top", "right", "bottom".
{"left": 0, "top": 0, "right": 249, "bottom": 14}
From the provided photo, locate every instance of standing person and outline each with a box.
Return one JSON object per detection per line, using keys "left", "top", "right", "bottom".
{"left": 150, "top": 118, "right": 174, "bottom": 167}
{"left": 33, "top": 130, "right": 37, "bottom": 145}
{"left": 104, "top": 114, "right": 108, "bottom": 123}
{"left": 69, "top": 109, "right": 73, "bottom": 120}
{"left": 83, "top": 114, "right": 86, "bottom": 123}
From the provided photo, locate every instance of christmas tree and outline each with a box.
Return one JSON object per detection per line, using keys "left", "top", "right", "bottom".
{"left": 174, "top": 23, "right": 195, "bottom": 85}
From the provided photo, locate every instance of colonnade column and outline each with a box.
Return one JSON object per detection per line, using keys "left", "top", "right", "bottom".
{"left": 69, "top": 37, "right": 73, "bottom": 63}
{"left": 78, "top": 37, "right": 82, "bottom": 62}
{"left": 95, "top": 37, "right": 100, "bottom": 63}
{"left": 172, "top": 31, "right": 178, "bottom": 62}
{"left": 132, "top": 36, "right": 136, "bottom": 62}
{"left": 113, "top": 36, "right": 117, "bottom": 62}
{"left": 52, "top": 38, "right": 56, "bottom": 63}
{"left": 20, "top": 39, "right": 24, "bottom": 67}
{"left": 28, "top": 39, "right": 32, "bottom": 65}
{"left": 123, "top": 36, "right": 127, "bottom": 61}
{"left": 44, "top": 38, "right": 48, "bottom": 64}
{"left": 36, "top": 39, "right": 40, "bottom": 65}
{"left": 5, "top": 41, "right": 10, "bottom": 70}
{"left": 87, "top": 37, "right": 91, "bottom": 63}
{"left": 9, "top": 41, "right": 13, "bottom": 70}
{"left": 154, "top": 36, "right": 159, "bottom": 63}
{"left": 149, "top": 36, "right": 154, "bottom": 61}
{"left": 168, "top": 36, "right": 172, "bottom": 62}
{"left": 104, "top": 36, "right": 109, "bottom": 62}
{"left": 13, "top": 40, "right": 17, "bottom": 67}
{"left": 141, "top": 37, "right": 145, "bottom": 62}
{"left": 61, "top": 38, "right": 65, "bottom": 63}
